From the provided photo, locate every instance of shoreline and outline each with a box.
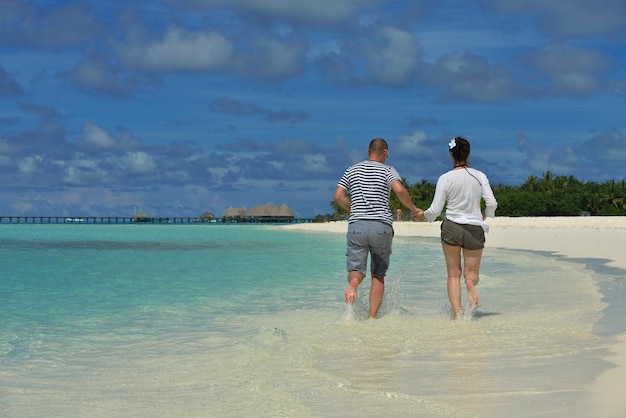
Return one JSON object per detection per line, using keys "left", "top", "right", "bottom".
{"left": 285, "top": 216, "right": 626, "bottom": 269}
{"left": 281, "top": 216, "right": 626, "bottom": 417}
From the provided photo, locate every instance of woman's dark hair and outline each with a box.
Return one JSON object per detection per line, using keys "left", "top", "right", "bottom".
{"left": 449, "top": 136, "right": 470, "bottom": 164}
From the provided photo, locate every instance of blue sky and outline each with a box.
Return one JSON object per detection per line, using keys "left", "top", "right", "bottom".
{"left": 1, "top": 0, "right": 625, "bottom": 218}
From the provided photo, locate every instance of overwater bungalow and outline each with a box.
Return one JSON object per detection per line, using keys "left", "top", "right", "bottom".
{"left": 221, "top": 203, "right": 296, "bottom": 223}
{"left": 132, "top": 211, "right": 151, "bottom": 222}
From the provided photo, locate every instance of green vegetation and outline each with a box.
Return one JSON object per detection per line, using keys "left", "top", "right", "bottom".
{"left": 321, "top": 172, "right": 626, "bottom": 220}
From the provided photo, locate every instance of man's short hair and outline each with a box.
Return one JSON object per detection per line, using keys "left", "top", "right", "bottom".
{"left": 369, "top": 138, "right": 388, "bottom": 154}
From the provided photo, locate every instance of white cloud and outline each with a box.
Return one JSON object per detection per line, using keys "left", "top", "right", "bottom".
{"left": 233, "top": 36, "right": 307, "bottom": 78}
{"left": 18, "top": 156, "right": 38, "bottom": 174}
{"left": 82, "top": 123, "right": 117, "bottom": 150}
{"left": 71, "top": 55, "right": 135, "bottom": 98}
{"left": 487, "top": 0, "right": 626, "bottom": 37}
{"left": 302, "top": 154, "right": 332, "bottom": 174}
{"left": 121, "top": 152, "right": 157, "bottom": 175}
{"left": 528, "top": 42, "right": 610, "bottom": 95}
{"left": 396, "top": 131, "right": 427, "bottom": 155}
{"left": 429, "top": 51, "right": 530, "bottom": 102}
{"left": 62, "top": 157, "right": 102, "bottom": 185}
{"left": 119, "top": 27, "right": 233, "bottom": 72}
{"left": 364, "top": 26, "right": 421, "bottom": 86}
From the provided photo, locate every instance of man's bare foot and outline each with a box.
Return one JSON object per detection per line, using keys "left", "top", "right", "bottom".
{"left": 345, "top": 284, "right": 357, "bottom": 304}
{"left": 466, "top": 279, "right": 479, "bottom": 309}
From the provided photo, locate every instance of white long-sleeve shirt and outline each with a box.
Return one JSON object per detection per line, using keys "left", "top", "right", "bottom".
{"left": 424, "top": 167, "right": 498, "bottom": 232}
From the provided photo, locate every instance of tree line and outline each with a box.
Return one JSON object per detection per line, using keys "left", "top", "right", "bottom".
{"left": 321, "top": 172, "right": 626, "bottom": 220}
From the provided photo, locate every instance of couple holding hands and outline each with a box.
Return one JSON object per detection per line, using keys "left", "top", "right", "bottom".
{"left": 334, "top": 137, "right": 498, "bottom": 319}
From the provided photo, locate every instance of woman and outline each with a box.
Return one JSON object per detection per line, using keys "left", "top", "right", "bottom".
{"left": 418, "top": 137, "right": 497, "bottom": 318}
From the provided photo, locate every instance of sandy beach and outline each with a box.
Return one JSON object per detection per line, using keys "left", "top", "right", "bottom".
{"left": 283, "top": 216, "right": 626, "bottom": 417}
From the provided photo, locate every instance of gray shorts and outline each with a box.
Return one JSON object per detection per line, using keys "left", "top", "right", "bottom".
{"left": 441, "top": 218, "right": 485, "bottom": 250}
{"left": 346, "top": 220, "right": 393, "bottom": 278}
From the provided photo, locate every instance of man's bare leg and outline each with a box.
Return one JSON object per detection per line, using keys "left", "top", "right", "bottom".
{"left": 345, "top": 270, "right": 364, "bottom": 305}
{"left": 368, "top": 275, "right": 385, "bottom": 318}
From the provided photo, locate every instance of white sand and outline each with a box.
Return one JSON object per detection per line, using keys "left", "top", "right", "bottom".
{"left": 283, "top": 216, "right": 626, "bottom": 417}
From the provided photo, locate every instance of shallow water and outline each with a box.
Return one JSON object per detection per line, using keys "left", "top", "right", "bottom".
{"left": 0, "top": 224, "right": 623, "bottom": 417}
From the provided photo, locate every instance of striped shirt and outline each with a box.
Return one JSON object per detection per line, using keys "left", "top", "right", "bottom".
{"left": 337, "top": 160, "right": 401, "bottom": 225}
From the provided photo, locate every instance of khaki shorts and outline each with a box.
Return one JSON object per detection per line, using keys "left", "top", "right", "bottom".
{"left": 440, "top": 218, "right": 485, "bottom": 250}
{"left": 346, "top": 220, "right": 393, "bottom": 278}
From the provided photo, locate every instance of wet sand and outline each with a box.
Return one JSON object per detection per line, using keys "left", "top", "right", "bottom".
{"left": 283, "top": 216, "right": 626, "bottom": 417}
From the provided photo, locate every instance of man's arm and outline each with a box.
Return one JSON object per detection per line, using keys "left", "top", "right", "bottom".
{"left": 333, "top": 186, "right": 351, "bottom": 212}
{"left": 391, "top": 179, "right": 423, "bottom": 220}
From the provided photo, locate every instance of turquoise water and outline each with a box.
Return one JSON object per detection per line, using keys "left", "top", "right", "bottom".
{"left": 1, "top": 224, "right": 624, "bottom": 417}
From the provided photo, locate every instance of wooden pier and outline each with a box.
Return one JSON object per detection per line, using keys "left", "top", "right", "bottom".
{"left": 0, "top": 216, "right": 314, "bottom": 224}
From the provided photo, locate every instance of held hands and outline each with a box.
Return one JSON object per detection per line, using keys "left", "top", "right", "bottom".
{"left": 410, "top": 208, "right": 426, "bottom": 222}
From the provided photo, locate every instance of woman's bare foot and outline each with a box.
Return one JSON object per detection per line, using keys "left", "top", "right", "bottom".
{"left": 465, "top": 279, "right": 479, "bottom": 309}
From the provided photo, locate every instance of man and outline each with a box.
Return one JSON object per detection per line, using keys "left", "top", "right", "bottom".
{"left": 334, "top": 138, "right": 423, "bottom": 318}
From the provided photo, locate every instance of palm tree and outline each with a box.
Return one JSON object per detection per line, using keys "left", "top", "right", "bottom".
{"left": 520, "top": 174, "right": 540, "bottom": 192}
{"left": 539, "top": 171, "right": 556, "bottom": 193}
{"left": 586, "top": 194, "right": 601, "bottom": 215}
{"left": 600, "top": 180, "right": 625, "bottom": 210}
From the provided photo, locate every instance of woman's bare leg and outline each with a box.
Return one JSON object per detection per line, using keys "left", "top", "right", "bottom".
{"left": 442, "top": 243, "right": 463, "bottom": 318}
{"left": 462, "top": 248, "right": 483, "bottom": 308}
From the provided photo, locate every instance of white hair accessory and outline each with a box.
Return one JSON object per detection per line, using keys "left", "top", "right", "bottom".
{"left": 448, "top": 138, "right": 456, "bottom": 149}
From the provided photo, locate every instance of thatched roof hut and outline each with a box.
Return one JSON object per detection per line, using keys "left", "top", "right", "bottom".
{"left": 248, "top": 203, "right": 296, "bottom": 218}
{"left": 278, "top": 203, "right": 296, "bottom": 217}
{"left": 249, "top": 204, "right": 278, "bottom": 217}
{"left": 221, "top": 203, "right": 296, "bottom": 222}
{"left": 132, "top": 211, "right": 150, "bottom": 223}
{"left": 221, "top": 206, "right": 248, "bottom": 218}
{"left": 200, "top": 211, "right": 216, "bottom": 220}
